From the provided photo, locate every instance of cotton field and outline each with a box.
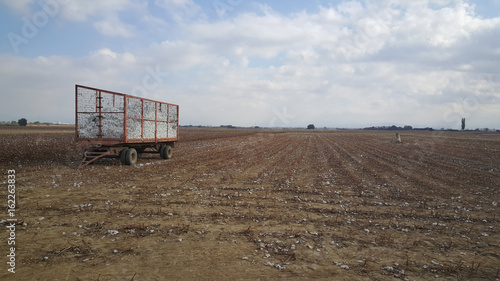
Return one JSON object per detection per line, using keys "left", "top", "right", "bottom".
{"left": 0, "top": 126, "right": 499, "bottom": 280}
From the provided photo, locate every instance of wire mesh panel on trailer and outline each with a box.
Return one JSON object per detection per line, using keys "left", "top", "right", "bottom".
{"left": 75, "top": 84, "right": 179, "bottom": 167}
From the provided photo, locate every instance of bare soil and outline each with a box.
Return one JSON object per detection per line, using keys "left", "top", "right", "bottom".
{"left": 1, "top": 126, "right": 499, "bottom": 280}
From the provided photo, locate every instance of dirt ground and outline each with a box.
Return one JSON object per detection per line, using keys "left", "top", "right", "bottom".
{"left": 0, "top": 126, "right": 499, "bottom": 280}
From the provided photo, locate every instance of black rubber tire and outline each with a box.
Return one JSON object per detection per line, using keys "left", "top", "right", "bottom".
{"left": 119, "top": 149, "right": 128, "bottom": 165}
{"left": 160, "top": 145, "right": 173, "bottom": 159}
{"left": 125, "top": 148, "right": 138, "bottom": 165}
{"left": 160, "top": 145, "right": 166, "bottom": 159}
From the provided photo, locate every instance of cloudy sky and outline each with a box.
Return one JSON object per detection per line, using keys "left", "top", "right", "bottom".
{"left": 1, "top": 0, "right": 499, "bottom": 129}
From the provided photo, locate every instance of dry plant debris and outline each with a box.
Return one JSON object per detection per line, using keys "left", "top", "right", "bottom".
{"left": 0, "top": 126, "right": 499, "bottom": 280}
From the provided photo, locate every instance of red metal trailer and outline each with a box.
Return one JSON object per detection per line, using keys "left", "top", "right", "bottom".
{"left": 75, "top": 84, "right": 179, "bottom": 168}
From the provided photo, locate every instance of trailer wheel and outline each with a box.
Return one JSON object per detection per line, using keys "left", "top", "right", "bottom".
{"left": 160, "top": 145, "right": 173, "bottom": 159}
{"left": 125, "top": 148, "right": 138, "bottom": 165}
{"left": 119, "top": 149, "right": 128, "bottom": 165}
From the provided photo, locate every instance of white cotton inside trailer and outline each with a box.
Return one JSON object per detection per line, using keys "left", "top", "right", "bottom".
{"left": 127, "top": 118, "right": 142, "bottom": 139}
{"left": 157, "top": 104, "right": 168, "bottom": 121}
{"left": 127, "top": 97, "right": 142, "bottom": 118}
{"left": 101, "top": 113, "right": 124, "bottom": 138}
{"left": 168, "top": 105, "right": 178, "bottom": 122}
{"left": 77, "top": 113, "right": 99, "bottom": 138}
{"left": 168, "top": 123, "right": 178, "bottom": 138}
{"left": 77, "top": 89, "right": 97, "bottom": 112}
{"left": 77, "top": 114, "right": 124, "bottom": 139}
{"left": 144, "top": 101, "right": 155, "bottom": 120}
{"left": 76, "top": 85, "right": 178, "bottom": 142}
{"left": 144, "top": 121, "right": 155, "bottom": 139}
{"left": 101, "top": 93, "right": 124, "bottom": 112}
{"left": 157, "top": 122, "right": 167, "bottom": 138}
